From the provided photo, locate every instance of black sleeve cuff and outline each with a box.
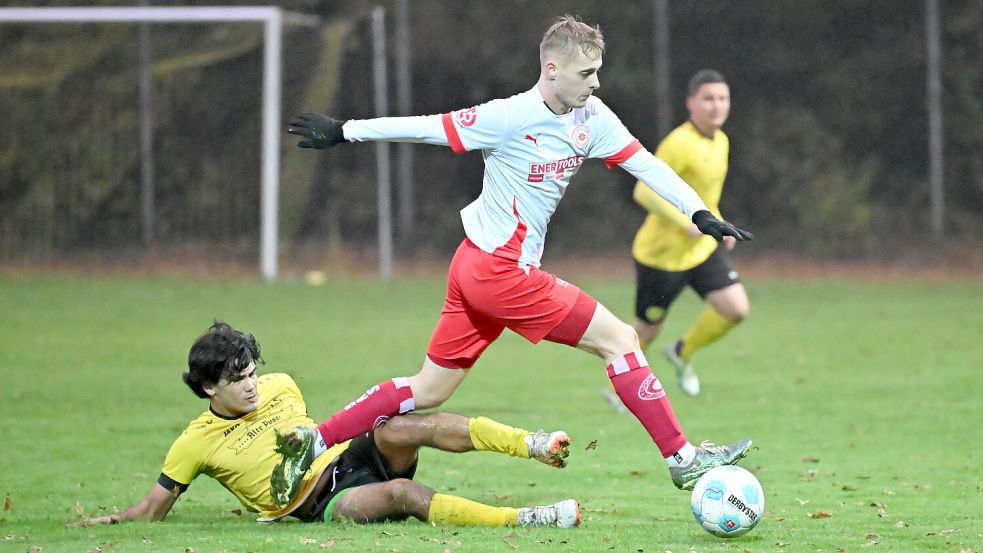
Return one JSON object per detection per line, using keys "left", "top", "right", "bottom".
{"left": 157, "top": 473, "right": 189, "bottom": 494}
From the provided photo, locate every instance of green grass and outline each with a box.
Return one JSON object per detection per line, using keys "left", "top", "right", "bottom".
{"left": 1, "top": 273, "right": 981, "bottom": 552}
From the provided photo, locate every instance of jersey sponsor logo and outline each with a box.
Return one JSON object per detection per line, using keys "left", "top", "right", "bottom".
{"left": 454, "top": 106, "right": 478, "bottom": 127}
{"left": 228, "top": 414, "right": 283, "bottom": 454}
{"left": 527, "top": 155, "right": 583, "bottom": 182}
{"left": 637, "top": 374, "right": 666, "bottom": 400}
{"left": 523, "top": 133, "right": 540, "bottom": 147}
{"left": 572, "top": 124, "right": 590, "bottom": 148}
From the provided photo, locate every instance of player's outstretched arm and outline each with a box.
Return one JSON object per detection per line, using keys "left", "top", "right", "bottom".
{"left": 85, "top": 483, "right": 178, "bottom": 525}
{"left": 288, "top": 112, "right": 348, "bottom": 149}
{"left": 692, "top": 210, "right": 753, "bottom": 242}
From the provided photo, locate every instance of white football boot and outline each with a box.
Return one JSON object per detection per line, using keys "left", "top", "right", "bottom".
{"left": 517, "top": 499, "right": 581, "bottom": 528}
{"left": 664, "top": 340, "right": 700, "bottom": 396}
{"left": 525, "top": 429, "right": 571, "bottom": 468}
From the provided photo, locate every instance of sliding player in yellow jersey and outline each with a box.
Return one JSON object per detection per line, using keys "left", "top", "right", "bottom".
{"left": 85, "top": 321, "right": 579, "bottom": 528}
{"left": 607, "top": 70, "right": 749, "bottom": 402}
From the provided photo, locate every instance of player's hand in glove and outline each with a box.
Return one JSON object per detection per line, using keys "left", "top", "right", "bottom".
{"left": 288, "top": 113, "right": 347, "bottom": 149}
{"left": 692, "top": 210, "right": 754, "bottom": 241}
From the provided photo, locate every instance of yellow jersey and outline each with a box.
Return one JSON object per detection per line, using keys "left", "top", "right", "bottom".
{"left": 631, "top": 121, "right": 729, "bottom": 271}
{"left": 160, "top": 372, "right": 349, "bottom": 521}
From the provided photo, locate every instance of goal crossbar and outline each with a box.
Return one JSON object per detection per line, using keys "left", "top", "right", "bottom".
{"left": 0, "top": 6, "right": 319, "bottom": 280}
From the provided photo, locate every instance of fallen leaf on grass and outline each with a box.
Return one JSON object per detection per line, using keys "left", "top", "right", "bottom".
{"left": 319, "top": 540, "right": 336, "bottom": 549}
{"left": 807, "top": 511, "right": 832, "bottom": 518}
{"left": 300, "top": 538, "right": 317, "bottom": 544}
{"left": 230, "top": 509, "right": 242, "bottom": 517}
{"left": 894, "top": 521, "right": 909, "bottom": 528}
{"left": 141, "top": 539, "right": 153, "bottom": 545}
{"left": 86, "top": 547, "right": 103, "bottom": 553}
{"left": 29, "top": 547, "right": 43, "bottom": 553}
{"left": 800, "top": 469, "right": 818, "bottom": 482}
{"left": 585, "top": 440, "right": 597, "bottom": 451}
{"left": 861, "top": 540, "right": 879, "bottom": 547}
{"left": 4, "top": 494, "right": 10, "bottom": 511}
{"left": 802, "top": 456, "right": 821, "bottom": 463}
{"left": 775, "top": 541, "right": 790, "bottom": 547}
{"left": 926, "top": 529, "right": 956, "bottom": 536}
{"left": 74, "top": 501, "right": 85, "bottom": 516}
{"left": 420, "top": 537, "right": 460, "bottom": 546}
{"left": 836, "top": 548, "right": 847, "bottom": 552}
{"left": 840, "top": 485, "right": 858, "bottom": 491}
{"left": 795, "top": 498, "right": 810, "bottom": 506}
{"left": 865, "top": 533, "right": 879, "bottom": 540}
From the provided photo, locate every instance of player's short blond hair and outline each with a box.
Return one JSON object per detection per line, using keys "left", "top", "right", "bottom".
{"left": 539, "top": 15, "right": 605, "bottom": 65}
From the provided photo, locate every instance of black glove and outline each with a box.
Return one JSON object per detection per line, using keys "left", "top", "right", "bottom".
{"left": 692, "top": 210, "right": 754, "bottom": 241}
{"left": 287, "top": 112, "right": 347, "bottom": 149}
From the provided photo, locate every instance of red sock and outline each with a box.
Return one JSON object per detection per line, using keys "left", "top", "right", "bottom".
{"left": 316, "top": 377, "right": 415, "bottom": 446}
{"left": 607, "top": 351, "right": 687, "bottom": 457}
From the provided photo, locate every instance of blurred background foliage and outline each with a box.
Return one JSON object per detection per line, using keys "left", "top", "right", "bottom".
{"left": 1, "top": 0, "right": 980, "bottom": 267}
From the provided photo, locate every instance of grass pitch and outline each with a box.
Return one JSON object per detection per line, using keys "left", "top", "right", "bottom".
{"left": 0, "top": 273, "right": 980, "bottom": 552}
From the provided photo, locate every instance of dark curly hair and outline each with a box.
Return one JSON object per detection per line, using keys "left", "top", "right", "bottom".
{"left": 183, "top": 321, "right": 264, "bottom": 399}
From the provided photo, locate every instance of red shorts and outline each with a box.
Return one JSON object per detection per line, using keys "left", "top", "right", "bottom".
{"left": 426, "top": 238, "right": 597, "bottom": 369}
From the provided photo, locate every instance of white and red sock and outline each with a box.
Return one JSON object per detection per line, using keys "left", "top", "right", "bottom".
{"left": 316, "top": 377, "right": 415, "bottom": 447}
{"left": 606, "top": 350, "right": 688, "bottom": 457}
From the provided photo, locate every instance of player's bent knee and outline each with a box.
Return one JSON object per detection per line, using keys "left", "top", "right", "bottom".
{"left": 599, "top": 321, "right": 640, "bottom": 359}
{"left": 615, "top": 322, "right": 640, "bottom": 352}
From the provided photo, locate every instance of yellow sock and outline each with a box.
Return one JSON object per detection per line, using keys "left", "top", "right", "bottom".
{"left": 680, "top": 308, "right": 736, "bottom": 361}
{"left": 428, "top": 493, "right": 518, "bottom": 527}
{"left": 468, "top": 416, "right": 530, "bottom": 458}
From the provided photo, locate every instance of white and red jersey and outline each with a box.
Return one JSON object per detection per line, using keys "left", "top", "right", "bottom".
{"left": 343, "top": 87, "right": 708, "bottom": 268}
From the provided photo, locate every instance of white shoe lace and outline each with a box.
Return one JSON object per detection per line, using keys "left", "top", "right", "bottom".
{"left": 518, "top": 505, "right": 557, "bottom": 526}
{"left": 527, "top": 430, "right": 551, "bottom": 457}
{"left": 698, "top": 440, "right": 726, "bottom": 455}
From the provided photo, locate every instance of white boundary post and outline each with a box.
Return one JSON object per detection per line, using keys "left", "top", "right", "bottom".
{"left": 0, "top": 6, "right": 319, "bottom": 280}
{"left": 262, "top": 10, "right": 283, "bottom": 281}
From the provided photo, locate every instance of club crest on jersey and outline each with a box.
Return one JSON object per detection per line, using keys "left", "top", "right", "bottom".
{"left": 572, "top": 124, "right": 590, "bottom": 148}
{"left": 454, "top": 107, "right": 478, "bottom": 127}
{"left": 527, "top": 155, "right": 583, "bottom": 182}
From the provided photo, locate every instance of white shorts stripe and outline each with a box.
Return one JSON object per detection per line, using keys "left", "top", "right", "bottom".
{"left": 392, "top": 377, "right": 411, "bottom": 389}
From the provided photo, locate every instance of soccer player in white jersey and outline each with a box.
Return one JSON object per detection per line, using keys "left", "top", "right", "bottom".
{"left": 283, "top": 15, "right": 754, "bottom": 491}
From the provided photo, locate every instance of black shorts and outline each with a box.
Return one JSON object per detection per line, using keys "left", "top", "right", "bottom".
{"left": 634, "top": 248, "right": 740, "bottom": 324}
{"left": 297, "top": 430, "right": 418, "bottom": 523}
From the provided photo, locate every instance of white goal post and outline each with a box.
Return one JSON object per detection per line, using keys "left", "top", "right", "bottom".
{"left": 0, "top": 6, "right": 319, "bottom": 280}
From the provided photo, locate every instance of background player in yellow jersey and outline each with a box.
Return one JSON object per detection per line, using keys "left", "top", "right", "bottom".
{"left": 85, "top": 321, "right": 580, "bottom": 528}
{"left": 625, "top": 69, "right": 749, "bottom": 398}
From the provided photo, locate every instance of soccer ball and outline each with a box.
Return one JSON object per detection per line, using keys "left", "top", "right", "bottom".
{"left": 690, "top": 465, "right": 764, "bottom": 538}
